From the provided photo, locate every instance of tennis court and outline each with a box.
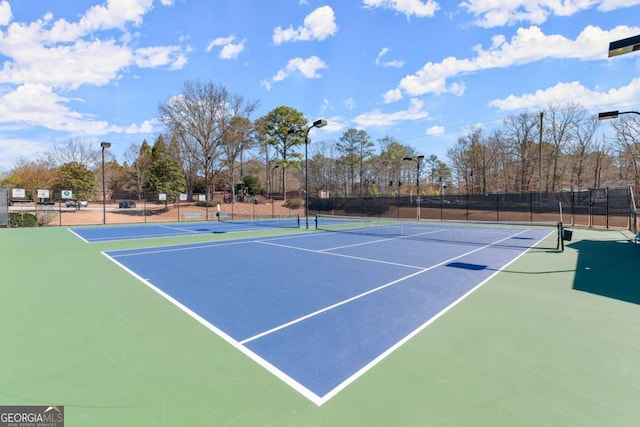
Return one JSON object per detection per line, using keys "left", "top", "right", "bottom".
{"left": 70, "top": 214, "right": 301, "bottom": 242}
{"left": 2, "top": 219, "right": 640, "bottom": 426}
{"left": 102, "top": 219, "right": 556, "bottom": 405}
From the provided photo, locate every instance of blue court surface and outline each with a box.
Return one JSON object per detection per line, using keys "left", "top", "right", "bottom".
{"left": 103, "top": 223, "right": 553, "bottom": 405}
{"left": 70, "top": 218, "right": 299, "bottom": 242}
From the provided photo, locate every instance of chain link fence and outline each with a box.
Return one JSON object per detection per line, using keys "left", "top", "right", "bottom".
{"left": 308, "top": 187, "right": 638, "bottom": 231}
{"left": 2, "top": 187, "right": 227, "bottom": 227}
{"left": 0, "top": 188, "right": 8, "bottom": 227}
{"left": 2, "top": 186, "right": 637, "bottom": 231}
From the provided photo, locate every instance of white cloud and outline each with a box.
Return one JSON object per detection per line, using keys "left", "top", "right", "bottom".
{"left": 344, "top": 97, "right": 356, "bottom": 110}
{"left": 219, "top": 41, "right": 245, "bottom": 59}
{"left": 46, "top": 0, "right": 154, "bottom": 42}
{"left": 273, "top": 6, "right": 338, "bottom": 45}
{"left": 124, "top": 118, "right": 158, "bottom": 134}
{"left": 0, "top": 84, "right": 121, "bottom": 135}
{"left": 353, "top": 98, "right": 429, "bottom": 127}
{"left": 207, "top": 35, "right": 246, "bottom": 59}
{"left": 427, "top": 125, "right": 445, "bottom": 135}
{"left": 489, "top": 78, "right": 640, "bottom": 112}
{"left": 362, "top": 0, "right": 440, "bottom": 18}
{"left": 321, "top": 116, "right": 346, "bottom": 133}
{"left": 0, "top": 1, "right": 188, "bottom": 90}
{"left": 207, "top": 35, "right": 235, "bottom": 50}
{"left": 272, "top": 56, "right": 328, "bottom": 82}
{"left": 0, "top": 0, "right": 188, "bottom": 149}
{"left": 387, "top": 25, "right": 640, "bottom": 100}
{"left": 599, "top": 0, "right": 640, "bottom": 11}
{"left": 134, "top": 45, "right": 186, "bottom": 69}
{"left": 383, "top": 88, "right": 403, "bottom": 103}
{"left": 0, "top": 1, "right": 11, "bottom": 26}
{"left": 376, "top": 47, "right": 404, "bottom": 68}
{"left": 460, "top": 0, "right": 640, "bottom": 28}
{"left": 260, "top": 80, "right": 273, "bottom": 92}
{"left": 0, "top": 137, "right": 48, "bottom": 170}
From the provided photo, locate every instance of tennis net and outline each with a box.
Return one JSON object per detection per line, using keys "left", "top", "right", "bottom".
{"left": 315, "top": 214, "right": 563, "bottom": 250}
{"left": 219, "top": 213, "right": 300, "bottom": 229}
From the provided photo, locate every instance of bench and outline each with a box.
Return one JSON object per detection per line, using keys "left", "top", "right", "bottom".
{"left": 182, "top": 212, "right": 204, "bottom": 220}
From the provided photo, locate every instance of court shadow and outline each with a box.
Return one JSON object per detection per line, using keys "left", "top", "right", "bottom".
{"left": 568, "top": 237, "right": 640, "bottom": 305}
{"left": 446, "top": 262, "right": 488, "bottom": 271}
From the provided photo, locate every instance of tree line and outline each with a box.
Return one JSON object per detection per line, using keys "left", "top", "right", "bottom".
{"left": 1, "top": 80, "right": 639, "bottom": 205}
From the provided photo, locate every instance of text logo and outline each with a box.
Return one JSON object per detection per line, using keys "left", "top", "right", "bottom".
{"left": 0, "top": 406, "right": 64, "bottom": 427}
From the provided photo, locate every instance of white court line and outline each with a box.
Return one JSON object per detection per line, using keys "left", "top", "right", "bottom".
{"left": 157, "top": 224, "right": 201, "bottom": 233}
{"left": 105, "top": 226, "right": 549, "bottom": 406}
{"left": 110, "top": 239, "right": 255, "bottom": 257}
{"left": 67, "top": 227, "right": 90, "bottom": 243}
{"left": 256, "top": 240, "right": 426, "bottom": 269}
{"left": 317, "top": 228, "right": 447, "bottom": 252}
{"left": 319, "top": 229, "right": 554, "bottom": 404}
{"left": 101, "top": 251, "right": 326, "bottom": 406}
{"left": 241, "top": 229, "right": 530, "bottom": 345}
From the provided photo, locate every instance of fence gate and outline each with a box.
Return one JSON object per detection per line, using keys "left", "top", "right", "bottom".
{"left": 0, "top": 187, "right": 8, "bottom": 227}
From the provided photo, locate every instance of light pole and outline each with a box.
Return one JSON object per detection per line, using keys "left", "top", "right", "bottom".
{"left": 303, "top": 119, "right": 327, "bottom": 229}
{"left": 100, "top": 141, "right": 111, "bottom": 225}
{"left": 403, "top": 155, "right": 424, "bottom": 220}
{"left": 270, "top": 164, "right": 280, "bottom": 217}
{"left": 599, "top": 110, "right": 640, "bottom": 206}
{"left": 438, "top": 176, "right": 447, "bottom": 221}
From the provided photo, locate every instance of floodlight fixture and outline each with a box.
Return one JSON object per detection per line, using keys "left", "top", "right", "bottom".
{"left": 598, "top": 110, "right": 640, "bottom": 120}
{"left": 312, "top": 119, "right": 327, "bottom": 128}
{"left": 608, "top": 34, "right": 640, "bottom": 58}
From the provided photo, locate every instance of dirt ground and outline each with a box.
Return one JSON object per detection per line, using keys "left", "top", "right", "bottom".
{"left": 31, "top": 201, "right": 302, "bottom": 227}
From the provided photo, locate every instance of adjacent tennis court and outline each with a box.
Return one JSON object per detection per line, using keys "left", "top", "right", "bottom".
{"left": 102, "top": 219, "right": 555, "bottom": 405}
{"left": 70, "top": 214, "right": 301, "bottom": 242}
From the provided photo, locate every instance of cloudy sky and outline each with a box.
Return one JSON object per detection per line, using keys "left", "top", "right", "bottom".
{"left": 0, "top": 0, "right": 639, "bottom": 171}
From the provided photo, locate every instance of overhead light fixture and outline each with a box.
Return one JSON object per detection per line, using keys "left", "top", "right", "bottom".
{"left": 608, "top": 34, "right": 640, "bottom": 58}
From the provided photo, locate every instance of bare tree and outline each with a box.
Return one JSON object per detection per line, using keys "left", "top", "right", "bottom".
{"left": 504, "top": 112, "right": 540, "bottom": 192}
{"left": 545, "top": 102, "right": 582, "bottom": 191}
{"left": 46, "top": 138, "right": 101, "bottom": 168}
{"left": 568, "top": 114, "right": 600, "bottom": 191}
{"left": 610, "top": 115, "right": 640, "bottom": 200}
{"left": 158, "top": 80, "right": 258, "bottom": 207}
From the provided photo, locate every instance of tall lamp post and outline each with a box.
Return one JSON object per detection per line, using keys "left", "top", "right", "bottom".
{"left": 100, "top": 141, "right": 111, "bottom": 225}
{"left": 403, "top": 155, "right": 424, "bottom": 220}
{"left": 598, "top": 110, "right": 640, "bottom": 208}
{"left": 303, "top": 119, "right": 327, "bottom": 229}
{"left": 438, "top": 176, "right": 447, "bottom": 221}
{"left": 270, "top": 164, "right": 280, "bottom": 218}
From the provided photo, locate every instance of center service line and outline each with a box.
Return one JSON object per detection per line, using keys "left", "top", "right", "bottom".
{"left": 240, "top": 229, "right": 529, "bottom": 345}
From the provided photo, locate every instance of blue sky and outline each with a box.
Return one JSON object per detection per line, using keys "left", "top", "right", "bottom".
{"left": 0, "top": 0, "right": 639, "bottom": 172}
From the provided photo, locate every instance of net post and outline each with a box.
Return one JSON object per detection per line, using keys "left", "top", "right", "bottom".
{"left": 557, "top": 221, "right": 564, "bottom": 251}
